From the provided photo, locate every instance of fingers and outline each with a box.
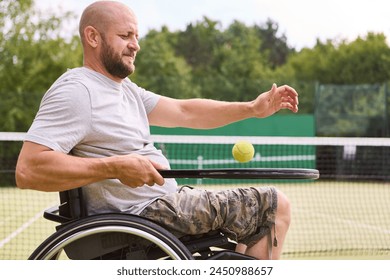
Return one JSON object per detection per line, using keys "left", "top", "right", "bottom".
{"left": 137, "top": 159, "right": 165, "bottom": 187}
{"left": 253, "top": 83, "right": 299, "bottom": 118}
{"left": 281, "top": 85, "right": 299, "bottom": 97}
{"left": 116, "top": 154, "right": 165, "bottom": 188}
{"left": 150, "top": 160, "right": 167, "bottom": 186}
{"left": 276, "top": 85, "right": 299, "bottom": 113}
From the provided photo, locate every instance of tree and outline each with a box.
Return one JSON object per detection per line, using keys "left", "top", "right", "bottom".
{"left": 175, "top": 17, "right": 223, "bottom": 71}
{"left": 131, "top": 28, "right": 199, "bottom": 99}
{"left": 212, "top": 20, "right": 271, "bottom": 101}
{"left": 255, "top": 18, "right": 295, "bottom": 69}
{"left": 333, "top": 33, "right": 390, "bottom": 84}
{"left": 0, "top": 0, "right": 82, "bottom": 131}
{"left": 280, "top": 33, "right": 390, "bottom": 115}
{"left": 287, "top": 33, "right": 390, "bottom": 85}
{"left": 172, "top": 18, "right": 276, "bottom": 102}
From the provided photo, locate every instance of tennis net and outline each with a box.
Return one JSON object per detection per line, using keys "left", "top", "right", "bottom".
{"left": 1, "top": 133, "right": 389, "bottom": 259}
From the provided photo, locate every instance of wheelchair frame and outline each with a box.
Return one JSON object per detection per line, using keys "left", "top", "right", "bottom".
{"left": 29, "top": 187, "right": 254, "bottom": 260}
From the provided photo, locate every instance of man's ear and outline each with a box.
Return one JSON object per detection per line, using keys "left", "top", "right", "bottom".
{"left": 84, "top": 26, "right": 100, "bottom": 48}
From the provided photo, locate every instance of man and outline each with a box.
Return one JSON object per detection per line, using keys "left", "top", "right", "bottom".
{"left": 16, "top": 1, "right": 299, "bottom": 259}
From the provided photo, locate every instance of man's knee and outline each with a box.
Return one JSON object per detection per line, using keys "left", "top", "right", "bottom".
{"left": 276, "top": 190, "right": 291, "bottom": 225}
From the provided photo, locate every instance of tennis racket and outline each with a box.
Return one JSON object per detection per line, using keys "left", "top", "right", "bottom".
{"left": 158, "top": 168, "right": 319, "bottom": 180}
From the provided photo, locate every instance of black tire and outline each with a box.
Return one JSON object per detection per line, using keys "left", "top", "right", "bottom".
{"left": 29, "top": 214, "right": 193, "bottom": 260}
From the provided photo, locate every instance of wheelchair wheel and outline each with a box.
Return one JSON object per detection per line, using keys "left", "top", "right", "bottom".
{"left": 29, "top": 214, "right": 194, "bottom": 260}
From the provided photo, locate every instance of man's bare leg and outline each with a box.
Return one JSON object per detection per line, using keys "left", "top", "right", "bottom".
{"left": 235, "top": 190, "right": 291, "bottom": 259}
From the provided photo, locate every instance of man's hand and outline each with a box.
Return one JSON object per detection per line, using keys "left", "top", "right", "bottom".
{"left": 112, "top": 154, "right": 166, "bottom": 188}
{"left": 252, "top": 84, "right": 299, "bottom": 118}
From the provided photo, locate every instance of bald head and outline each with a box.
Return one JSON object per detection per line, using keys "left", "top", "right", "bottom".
{"left": 79, "top": 1, "right": 137, "bottom": 45}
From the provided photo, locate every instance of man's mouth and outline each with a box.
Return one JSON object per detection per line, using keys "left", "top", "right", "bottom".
{"left": 124, "top": 53, "right": 135, "bottom": 59}
{"left": 124, "top": 54, "right": 135, "bottom": 64}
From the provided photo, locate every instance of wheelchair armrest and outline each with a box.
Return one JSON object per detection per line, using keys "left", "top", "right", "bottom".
{"left": 43, "top": 204, "right": 72, "bottom": 224}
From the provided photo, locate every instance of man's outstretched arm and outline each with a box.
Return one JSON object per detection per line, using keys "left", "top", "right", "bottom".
{"left": 148, "top": 84, "right": 298, "bottom": 128}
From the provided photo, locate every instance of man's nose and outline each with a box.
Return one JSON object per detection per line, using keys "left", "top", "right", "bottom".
{"left": 128, "top": 39, "right": 140, "bottom": 52}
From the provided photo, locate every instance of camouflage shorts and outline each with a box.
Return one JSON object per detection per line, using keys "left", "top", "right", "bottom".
{"left": 139, "top": 186, "right": 277, "bottom": 247}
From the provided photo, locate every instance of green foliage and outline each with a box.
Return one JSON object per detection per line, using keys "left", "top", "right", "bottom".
{"left": 315, "top": 84, "right": 388, "bottom": 137}
{"left": 0, "top": 0, "right": 82, "bottom": 131}
{"left": 134, "top": 17, "right": 270, "bottom": 102}
{"left": 212, "top": 20, "right": 270, "bottom": 101}
{"left": 131, "top": 28, "right": 199, "bottom": 99}
{"left": 1, "top": 1, "right": 390, "bottom": 134}
{"left": 255, "top": 18, "right": 295, "bottom": 69}
{"left": 288, "top": 33, "right": 390, "bottom": 85}
{"left": 176, "top": 17, "right": 223, "bottom": 70}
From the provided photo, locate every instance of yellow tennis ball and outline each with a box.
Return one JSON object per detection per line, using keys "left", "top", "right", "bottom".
{"left": 232, "top": 140, "right": 255, "bottom": 163}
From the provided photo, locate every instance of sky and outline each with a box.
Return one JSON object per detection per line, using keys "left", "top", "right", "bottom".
{"left": 35, "top": 0, "right": 390, "bottom": 50}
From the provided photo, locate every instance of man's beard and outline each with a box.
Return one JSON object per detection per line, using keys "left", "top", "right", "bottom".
{"left": 100, "top": 37, "right": 135, "bottom": 79}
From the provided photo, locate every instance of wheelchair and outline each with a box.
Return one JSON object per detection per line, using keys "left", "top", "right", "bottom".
{"left": 28, "top": 187, "right": 254, "bottom": 260}
{"left": 29, "top": 168, "right": 319, "bottom": 260}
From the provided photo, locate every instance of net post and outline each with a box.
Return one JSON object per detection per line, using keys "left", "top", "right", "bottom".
{"left": 197, "top": 155, "right": 203, "bottom": 185}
